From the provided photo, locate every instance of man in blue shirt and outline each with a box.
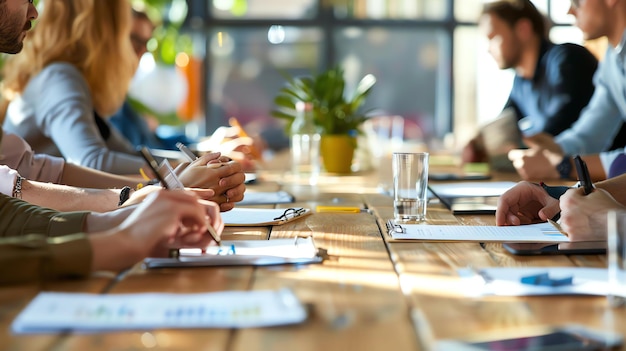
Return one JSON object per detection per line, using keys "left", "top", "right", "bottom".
{"left": 463, "top": 0, "right": 601, "bottom": 167}
{"left": 509, "top": 0, "right": 626, "bottom": 181}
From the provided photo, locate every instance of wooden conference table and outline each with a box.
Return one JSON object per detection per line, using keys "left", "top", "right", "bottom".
{"left": 0, "top": 154, "right": 624, "bottom": 351}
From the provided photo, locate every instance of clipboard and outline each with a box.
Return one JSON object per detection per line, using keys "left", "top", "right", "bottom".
{"left": 385, "top": 220, "right": 569, "bottom": 243}
{"left": 222, "top": 207, "right": 311, "bottom": 226}
{"left": 144, "top": 237, "right": 326, "bottom": 268}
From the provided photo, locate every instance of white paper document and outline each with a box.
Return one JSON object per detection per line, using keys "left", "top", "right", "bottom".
{"left": 387, "top": 221, "right": 569, "bottom": 242}
{"left": 238, "top": 191, "right": 294, "bottom": 206}
{"left": 458, "top": 267, "right": 626, "bottom": 298}
{"left": 12, "top": 289, "right": 307, "bottom": 334}
{"left": 429, "top": 181, "right": 517, "bottom": 198}
{"left": 144, "top": 237, "right": 324, "bottom": 268}
{"left": 222, "top": 207, "right": 311, "bottom": 226}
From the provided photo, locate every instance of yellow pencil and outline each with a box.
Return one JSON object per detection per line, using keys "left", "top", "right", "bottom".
{"left": 316, "top": 206, "right": 363, "bottom": 213}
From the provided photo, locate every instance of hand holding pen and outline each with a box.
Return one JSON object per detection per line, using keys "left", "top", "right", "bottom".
{"left": 139, "top": 146, "right": 222, "bottom": 247}
{"left": 573, "top": 155, "right": 594, "bottom": 195}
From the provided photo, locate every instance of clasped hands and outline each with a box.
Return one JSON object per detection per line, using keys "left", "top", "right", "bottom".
{"left": 128, "top": 152, "right": 245, "bottom": 212}
{"left": 507, "top": 132, "right": 564, "bottom": 180}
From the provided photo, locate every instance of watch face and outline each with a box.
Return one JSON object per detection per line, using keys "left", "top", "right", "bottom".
{"left": 556, "top": 156, "right": 572, "bottom": 179}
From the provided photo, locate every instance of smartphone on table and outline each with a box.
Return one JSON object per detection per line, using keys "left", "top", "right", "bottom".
{"left": 435, "top": 325, "right": 623, "bottom": 351}
{"left": 503, "top": 241, "right": 606, "bottom": 255}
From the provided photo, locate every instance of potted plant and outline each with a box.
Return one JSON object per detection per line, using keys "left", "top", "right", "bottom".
{"left": 272, "top": 66, "right": 376, "bottom": 173}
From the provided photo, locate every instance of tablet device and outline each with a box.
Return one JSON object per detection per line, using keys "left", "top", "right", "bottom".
{"left": 436, "top": 196, "right": 499, "bottom": 215}
{"left": 503, "top": 241, "right": 606, "bottom": 255}
{"left": 429, "top": 173, "right": 491, "bottom": 181}
{"left": 428, "top": 182, "right": 515, "bottom": 215}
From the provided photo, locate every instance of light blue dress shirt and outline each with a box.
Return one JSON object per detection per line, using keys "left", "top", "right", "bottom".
{"left": 555, "top": 30, "right": 626, "bottom": 174}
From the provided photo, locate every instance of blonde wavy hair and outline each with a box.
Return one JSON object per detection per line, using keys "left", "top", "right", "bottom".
{"left": 1, "top": 0, "right": 137, "bottom": 117}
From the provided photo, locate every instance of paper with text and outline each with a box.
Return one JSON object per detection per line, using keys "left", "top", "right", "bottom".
{"left": 12, "top": 289, "right": 307, "bottom": 333}
{"left": 458, "top": 267, "right": 626, "bottom": 298}
{"left": 388, "top": 221, "right": 569, "bottom": 242}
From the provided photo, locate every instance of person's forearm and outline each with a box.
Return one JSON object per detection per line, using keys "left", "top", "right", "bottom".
{"left": 89, "top": 230, "right": 140, "bottom": 272}
{"left": 583, "top": 155, "right": 607, "bottom": 181}
{"left": 595, "top": 173, "right": 626, "bottom": 205}
{"left": 84, "top": 206, "right": 135, "bottom": 233}
{"left": 20, "top": 180, "right": 121, "bottom": 212}
{"left": 61, "top": 163, "right": 141, "bottom": 189}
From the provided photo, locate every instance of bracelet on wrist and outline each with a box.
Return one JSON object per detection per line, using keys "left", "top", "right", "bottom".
{"left": 12, "top": 176, "right": 24, "bottom": 199}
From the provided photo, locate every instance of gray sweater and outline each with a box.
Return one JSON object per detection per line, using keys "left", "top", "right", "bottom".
{"left": 3, "top": 62, "right": 145, "bottom": 175}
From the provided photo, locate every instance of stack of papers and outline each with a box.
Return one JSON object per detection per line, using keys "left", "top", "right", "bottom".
{"left": 12, "top": 289, "right": 307, "bottom": 333}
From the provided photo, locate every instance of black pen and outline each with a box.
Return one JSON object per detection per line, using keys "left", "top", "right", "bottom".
{"left": 573, "top": 155, "right": 594, "bottom": 195}
{"left": 176, "top": 142, "right": 198, "bottom": 162}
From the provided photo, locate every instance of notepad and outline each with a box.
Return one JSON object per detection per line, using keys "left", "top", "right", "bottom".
{"left": 237, "top": 191, "right": 294, "bottom": 206}
{"left": 223, "top": 207, "right": 311, "bottom": 226}
{"left": 12, "top": 289, "right": 307, "bottom": 333}
{"left": 144, "top": 237, "right": 325, "bottom": 268}
{"left": 386, "top": 221, "right": 569, "bottom": 242}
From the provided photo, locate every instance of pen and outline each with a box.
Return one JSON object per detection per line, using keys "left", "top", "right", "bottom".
{"left": 573, "top": 155, "right": 593, "bottom": 195}
{"left": 176, "top": 142, "right": 198, "bottom": 162}
{"left": 139, "top": 146, "right": 221, "bottom": 247}
{"left": 548, "top": 218, "right": 568, "bottom": 237}
{"left": 316, "top": 205, "right": 368, "bottom": 213}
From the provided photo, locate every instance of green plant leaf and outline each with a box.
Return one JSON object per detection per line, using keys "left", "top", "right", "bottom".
{"left": 271, "top": 65, "right": 376, "bottom": 136}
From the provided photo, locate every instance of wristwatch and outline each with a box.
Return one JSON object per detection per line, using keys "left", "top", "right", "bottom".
{"left": 556, "top": 155, "right": 572, "bottom": 179}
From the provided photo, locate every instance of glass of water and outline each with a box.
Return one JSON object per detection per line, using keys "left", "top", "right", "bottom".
{"left": 608, "top": 210, "right": 626, "bottom": 307}
{"left": 392, "top": 152, "right": 429, "bottom": 223}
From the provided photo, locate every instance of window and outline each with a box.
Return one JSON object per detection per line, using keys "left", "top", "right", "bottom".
{"left": 185, "top": 0, "right": 583, "bottom": 149}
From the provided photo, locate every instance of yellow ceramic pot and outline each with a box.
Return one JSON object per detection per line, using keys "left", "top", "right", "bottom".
{"left": 320, "top": 135, "right": 355, "bottom": 174}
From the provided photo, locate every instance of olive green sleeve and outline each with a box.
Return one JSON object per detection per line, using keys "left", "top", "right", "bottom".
{"left": 0, "top": 194, "right": 93, "bottom": 284}
{"left": 0, "top": 233, "right": 92, "bottom": 284}
{"left": 0, "top": 194, "right": 89, "bottom": 237}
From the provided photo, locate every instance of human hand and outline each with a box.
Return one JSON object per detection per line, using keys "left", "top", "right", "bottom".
{"left": 115, "top": 190, "right": 223, "bottom": 258}
{"left": 522, "top": 132, "right": 564, "bottom": 154}
{"left": 496, "top": 181, "right": 561, "bottom": 226}
{"left": 176, "top": 153, "right": 245, "bottom": 211}
{"left": 508, "top": 148, "right": 561, "bottom": 180}
{"left": 461, "top": 135, "right": 488, "bottom": 164}
{"left": 195, "top": 125, "right": 261, "bottom": 171}
{"left": 559, "top": 187, "right": 625, "bottom": 241}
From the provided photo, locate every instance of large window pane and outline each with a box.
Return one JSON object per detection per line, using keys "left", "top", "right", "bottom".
{"left": 454, "top": 26, "right": 513, "bottom": 146}
{"left": 335, "top": 0, "right": 448, "bottom": 20}
{"left": 454, "top": 0, "right": 483, "bottom": 22}
{"left": 550, "top": 0, "right": 575, "bottom": 24}
{"left": 335, "top": 27, "right": 450, "bottom": 140}
{"left": 205, "top": 27, "right": 323, "bottom": 133}
{"left": 211, "top": 0, "right": 317, "bottom": 19}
